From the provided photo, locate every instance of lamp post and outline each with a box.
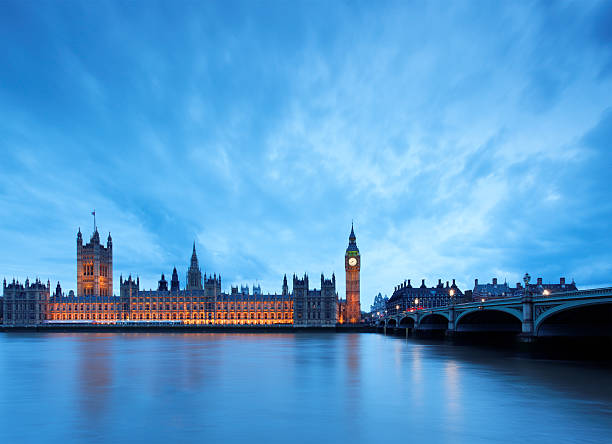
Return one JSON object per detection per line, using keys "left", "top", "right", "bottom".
{"left": 414, "top": 298, "right": 419, "bottom": 309}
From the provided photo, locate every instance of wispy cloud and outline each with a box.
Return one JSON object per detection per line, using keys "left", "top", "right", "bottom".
{"left": 0, "top": 1, "right": 611, "bottom": 306}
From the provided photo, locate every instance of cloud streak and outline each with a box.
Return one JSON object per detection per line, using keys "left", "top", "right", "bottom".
{"left": 1, "top": 1, "right": 611, "bottom": 305}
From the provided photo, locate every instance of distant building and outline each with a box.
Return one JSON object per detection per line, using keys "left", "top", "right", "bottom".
{"left": 370, "top": 293, "right": 388, "bottom": 314}
{"left": 387, "top": 279, "right": 465, "bottom": 315}
{"left": 472, "top": 278, "right": 512, "bottom": 301}
{"left": 345, "top": 224, "right": 361, "bottom": 323}
{"left": 48, "top": 241, "right": 294, "bottom": 325}
{"left": 525, "top": 277, "right": 577, "bottom": 296}
{"left": 293, "top": 273, "right": 338, "bottom": 327}
{"left": 77, "top": 226, "right": 112, "bottom": 297}
{"left": 2, "top": 278, "right": 50, "bottom": 325}
{"left": 5, "top": 219, "right": 353, "bottom": 327}
{"left": 337, "top": 298, "right": 347, "bottom": 324}
{"left": 472, "top": 277, "right": 578, "bottom": 302}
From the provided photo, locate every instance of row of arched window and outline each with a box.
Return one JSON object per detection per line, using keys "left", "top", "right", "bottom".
{"left": 128, "top": 312, "right": 292, "bottom": 321}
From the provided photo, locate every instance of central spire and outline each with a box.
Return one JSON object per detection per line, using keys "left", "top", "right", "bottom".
{"left": 347, "top": 222, "right": 359, "bottom": 253}
{"left": 186, "top": 241, "right": 203, "bottom": 290}
{"left": 191, "top": 241, "right": 198, "bottom": 266}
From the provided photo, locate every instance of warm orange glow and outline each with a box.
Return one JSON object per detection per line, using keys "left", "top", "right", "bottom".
{"left": 48, "top": 297, "right": 295, "bottom": 326}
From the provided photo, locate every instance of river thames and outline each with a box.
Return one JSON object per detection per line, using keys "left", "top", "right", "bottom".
{"left": 0, "top": 332, "right": 610, "bottom": 443}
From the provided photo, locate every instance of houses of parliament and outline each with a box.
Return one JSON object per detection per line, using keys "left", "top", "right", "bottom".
{"left": 2, "top": 220, "right": 362, "bottom": 327}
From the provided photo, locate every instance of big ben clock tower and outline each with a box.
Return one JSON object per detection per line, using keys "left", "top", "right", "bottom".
{"left": 345, "top": 223, "right": 361, "bottom": 324}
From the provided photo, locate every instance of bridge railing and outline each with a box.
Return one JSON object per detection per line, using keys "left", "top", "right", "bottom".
{"left": 533, "top": 287, "right": 612, "bottom": 301}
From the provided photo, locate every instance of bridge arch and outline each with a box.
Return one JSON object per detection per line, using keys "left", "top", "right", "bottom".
{"left": 455, "top": 308, "right": 522, "bottom": 333}
{"left": 417, "top": 313, "right": 449, "bottom": 330}
{"left": 455, "top": 307, "right": 522, "bottom": 326}
{"left": 387, "top": 318, "right": 397, "bottom": 327}
{"left": 418, "top": 312, "right": 449, "bottom": 323}
{"left": 399, "top": 317, "right": 415, "bottom": 327}
{"left": 535, "top": 300, "right": 612, "bottom": 337}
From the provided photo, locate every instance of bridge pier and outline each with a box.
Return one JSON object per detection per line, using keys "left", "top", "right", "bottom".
{"left": 448, "top": 305, "right": 455, "bottom": 332}
{"left": 522, "top": 289, "right": 534, "bottom": 337}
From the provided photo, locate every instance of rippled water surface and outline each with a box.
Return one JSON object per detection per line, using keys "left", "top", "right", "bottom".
{"left": 0, "top": 332, "right": 610, "bottom": 443}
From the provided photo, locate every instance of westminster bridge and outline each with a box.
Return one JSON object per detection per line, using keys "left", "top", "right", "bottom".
{"left": 376, "top": 287, "right": 612, "bottom": 340}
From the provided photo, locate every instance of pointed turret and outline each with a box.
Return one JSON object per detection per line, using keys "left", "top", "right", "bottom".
{"left": 282, "top": 274, "right": 289, "bottom": 296}
{"left": 171, "top": 267, "right": 180, "bottom": 292}
{"left": 158, "top": 273, "right": 168, "bottom": 292}
{"left": 186, "top": 243, "right": 203, "bottom": 290}
{"left": 91, "top": 227, "right": 100, "bottom": 244}
{"left": 346, "top": 222, "right": 359, "bottom": 253}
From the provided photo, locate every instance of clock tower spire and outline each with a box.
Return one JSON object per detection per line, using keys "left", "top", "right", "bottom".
{"left": 345, "top": 222, "right": 361, "bottom": 324}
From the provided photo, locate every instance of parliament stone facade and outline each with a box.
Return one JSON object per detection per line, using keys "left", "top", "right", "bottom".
{"left": 2, "top": 221, "right": 363, "bottom": 327}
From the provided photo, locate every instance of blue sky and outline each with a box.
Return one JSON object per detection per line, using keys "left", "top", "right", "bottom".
{"left": 1, "top": 1, "right": 611, "bottom": 307}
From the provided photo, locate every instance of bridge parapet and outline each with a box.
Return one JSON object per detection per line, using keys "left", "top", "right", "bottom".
{"left": 534, "top": 287, "right": 612, "bottom": 302}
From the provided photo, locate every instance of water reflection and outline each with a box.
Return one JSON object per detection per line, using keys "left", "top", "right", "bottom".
{"left": 443, "top": 360, "right": 462, "bottom": 431}
{"left": 78, "top": 335, "right": 112, "bottom": 417}
{"left": 410, "top": 344, "right": 424, "bottom": 409}
{"left": 0, "top": 332, "right": 610, "bottom": 444}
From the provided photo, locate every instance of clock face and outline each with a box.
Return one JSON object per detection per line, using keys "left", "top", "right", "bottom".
{"left": 348, "top": 257, "right": 357, "bottom": 267}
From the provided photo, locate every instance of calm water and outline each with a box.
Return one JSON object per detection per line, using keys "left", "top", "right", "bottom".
{"left": 0, "top": 332, "right": 610, "bottom": 444}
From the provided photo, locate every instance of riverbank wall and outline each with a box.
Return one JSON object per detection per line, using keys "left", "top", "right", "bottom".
{"left": 0, "top": 324, "right": 377, "bottom": 334}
